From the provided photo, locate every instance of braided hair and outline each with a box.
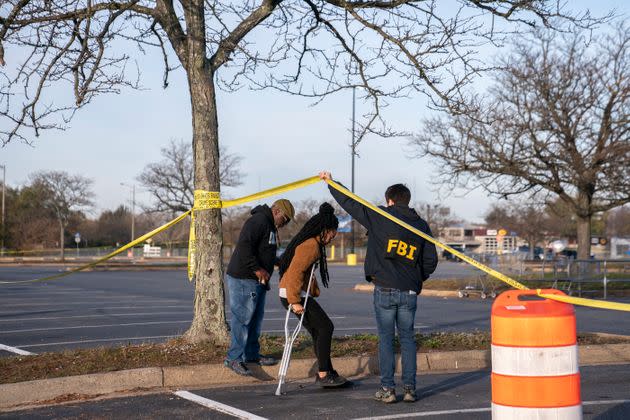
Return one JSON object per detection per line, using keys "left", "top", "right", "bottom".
{"left": 278, "top": 202, "right": 339, "bottom": 288}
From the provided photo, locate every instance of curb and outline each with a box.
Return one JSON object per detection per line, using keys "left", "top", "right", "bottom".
{"left": 2, "top": 344, "right": 630, "bottom": 411}
{"left": 353, "top": 283, "right": 460, "bottom": 298}
{"left": 0, "top": 368, "right": 162, "bottom": 409}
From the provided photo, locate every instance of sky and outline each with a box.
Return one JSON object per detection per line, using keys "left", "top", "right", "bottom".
{"left": 1, "top": 1, "right": 627, "bottom": 224}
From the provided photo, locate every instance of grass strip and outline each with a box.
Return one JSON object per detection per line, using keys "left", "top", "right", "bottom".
{"left": 2, "top": 332, "right": 628, "bottom": 385}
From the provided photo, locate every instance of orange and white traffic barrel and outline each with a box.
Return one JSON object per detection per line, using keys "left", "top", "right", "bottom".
{"left": 491, "top": 289, "right": 581, "bottom": 419}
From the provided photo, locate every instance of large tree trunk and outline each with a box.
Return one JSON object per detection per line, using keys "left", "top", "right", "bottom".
{"left": 576, "top": 215, "right": 592, "bottom": 260}
{"left": 527, "top": 237, "right": 536, "bottom": 260}
{"left": 182, "top": 65, "right": 229, "bottom": 345}
{"left": 575, "top": 189, "right": 594, "bottom": 261}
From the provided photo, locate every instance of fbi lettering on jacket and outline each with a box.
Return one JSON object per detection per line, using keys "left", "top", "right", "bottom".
{"left": 385, "top": 238, "right": 419, "bottom": 265}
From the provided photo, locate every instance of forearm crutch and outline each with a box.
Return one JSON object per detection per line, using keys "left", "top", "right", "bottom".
{"left": 275, "top": 263, "right": 317, "bottom": 396}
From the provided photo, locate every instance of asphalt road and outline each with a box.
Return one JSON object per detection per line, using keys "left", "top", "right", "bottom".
{"left": 1, "top": 365, "right": 629, "bottom": 419}
{"left": 1, "top": 263, "right": 629, "bottom": 356}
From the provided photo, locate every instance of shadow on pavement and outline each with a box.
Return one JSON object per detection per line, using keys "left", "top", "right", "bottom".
{"left": 418, "top": 370, "right": 489, "bottom": 399}
{"left": 593, "top": 402, "right": 630, "bottom": 420}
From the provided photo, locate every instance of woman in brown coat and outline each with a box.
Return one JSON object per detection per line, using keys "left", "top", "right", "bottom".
{"left": 278, "top": 203, "right": 347, "bottom": 387}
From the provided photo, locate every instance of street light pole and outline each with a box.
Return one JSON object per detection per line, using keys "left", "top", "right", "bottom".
{"left": 131, "top": 184, "right": 135, "bottom": 241}
{"left": 120, "top": 183, "right": 136, "bottom": 242}
{"left": 0, "top": 164, "right": 5, "bottom": 256}
{"left": 350, "top": 86, "right": 356, "bottom": 255}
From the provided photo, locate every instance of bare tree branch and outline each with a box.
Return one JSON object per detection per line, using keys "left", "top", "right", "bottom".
{"left": 137, "top": 138, "right": 244, "bottom": 213}
{"left": 29, "top": 170, "right": 94, "bottom": 260}
{"left": 1, "top": 0, "right": 605, "bottom": 342}
{"left": 411, "top": 23, "right": 630, "bottom": 258}
{"left": 210, "top": 0, "right": 281, "bottom": 70}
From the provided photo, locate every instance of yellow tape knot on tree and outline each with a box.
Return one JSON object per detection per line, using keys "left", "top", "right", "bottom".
{"left": 193, "top": 190, "right": 222, "bottom": 210}
{"left": 188, "top": 190, "right": 222, "bottom": 281}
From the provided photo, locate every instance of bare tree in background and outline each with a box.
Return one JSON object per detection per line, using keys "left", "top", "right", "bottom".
{"left": 605, "top": 205, "right": 630, "bottom": 238}
{"left": 412, "top": 24, "right": 630, "bottom": 260}
{"left": 138, "top": 139, "right": 243, "bottom": 213}
{"left": 95, "top": 205, "right": 133, "bottom": 246}
{"left": 30, "top": 171, "right": 94, "bottom": 261}
{"left": 414, "top": 203, "right": 457, "bottom": 238}
{"left": 544, "top": 199, "right": 578, "bottom": 241}
{"left": 144, "top": 211, "right": 191, "bottom": 250}
{"left": 485, "top": 202, "right": 549, "bottom": 259}
{"left": 4, "top": 184, "right": 58, "bottom": 250}
{"left": 1, "top": 1, "right": 594, "bottom": 344}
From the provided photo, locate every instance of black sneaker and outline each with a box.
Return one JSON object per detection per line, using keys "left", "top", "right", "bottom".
{"left": 403, "top": 386, "right": 417, "bottom": 402}
{"left": 247, "top": 355, "right": 278, "bottom": 366}
{"left": 374, "top": 387, "right": 397, "bottom": 403}
{"left": 315, "top": 370, "right": 348, "bottom": 388}
{"left": 224, "top": 359, "right": 252, "bottom": 376}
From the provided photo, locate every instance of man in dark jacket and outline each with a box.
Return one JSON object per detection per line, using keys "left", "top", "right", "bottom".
{"left": 224, "top": 198, "right": 295, "bottom": 376}
{"left": 320, "top": 171, "right": 438, "bottom": 403}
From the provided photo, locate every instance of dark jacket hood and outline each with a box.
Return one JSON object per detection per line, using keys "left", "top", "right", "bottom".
{"left": 227, "top": 204, "right": 278, "bottom": 280}
{"left": 251, "top": 204, "right": 274, "bottom": 223}
{"left": 387, "top": 205, "right": 421, "bottom": 221}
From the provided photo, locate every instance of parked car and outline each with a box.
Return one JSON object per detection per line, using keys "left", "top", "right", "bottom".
{"left": 443, "top": 245, "right": 465, "bottom": 261}
{"left": 558, "top": 249, "right": 577, "bottom": 259}
{"left": 519, "top": 246, "right": 552, "bottom": 260}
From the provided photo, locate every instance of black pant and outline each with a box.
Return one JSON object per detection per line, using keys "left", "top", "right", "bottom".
{"left": 280, "top": 297, "right": 334, "bottom": 372}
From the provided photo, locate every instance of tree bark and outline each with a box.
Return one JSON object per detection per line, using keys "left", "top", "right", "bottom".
{"left": 527, "top": 237, "right": 536, "bottom": 260}
{"left": 182, "top": 65, "right": 229, "bottom": 345}
{"left": 576, "top": 215, "right": 592, "bottom": 260}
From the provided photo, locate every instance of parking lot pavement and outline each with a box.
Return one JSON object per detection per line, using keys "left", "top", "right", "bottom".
{"left": 0, "top": 393, "right": 236, "bottom": 420}
{"left": 0, "top": 264, "right": 468, "bottom": 356}
{"left": 1, "top": 265, "right": 629, "bottom": 357}
{"left": 2, "top": 365, "right": 629, "bottom": 419}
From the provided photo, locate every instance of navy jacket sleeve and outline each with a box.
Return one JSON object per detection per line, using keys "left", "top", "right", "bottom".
{"left": 421, "top": 224, "right": 438, "bottom": 279}
{"left": 327, "top": 183, "right": 373, "bottom": 230}
{"left": 238, "top": 216, "right": 266, "bottom": 273}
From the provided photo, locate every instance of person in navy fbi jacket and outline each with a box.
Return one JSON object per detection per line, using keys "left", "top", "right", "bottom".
{"left": 320, "top": 171, "right": 438, "bottom": 403}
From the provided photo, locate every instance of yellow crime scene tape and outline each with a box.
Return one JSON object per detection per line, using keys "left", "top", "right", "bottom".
{"left": 324, "top": 179, "right": 527, "bottom": 292}
{"left": 2, "top": 174, "right": 629, "bottom": 314}
{"left": 188, "top": 176, "right": 321, "bottom": 279}
{"left": 0, "top": 211, "right": 191, "bottom": 284}
{"left": 324, "top": 179, "right": 630, "bottom": 313}
{"left": 0, "top": 176, "right": 320, "bottom": 284}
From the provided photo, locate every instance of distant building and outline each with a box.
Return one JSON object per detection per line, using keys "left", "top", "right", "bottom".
{"left": 610, "top": 237, "right": 630, "bottom": 259}
{"left": 438, "top": 224, "right": 520, "bottom": 255}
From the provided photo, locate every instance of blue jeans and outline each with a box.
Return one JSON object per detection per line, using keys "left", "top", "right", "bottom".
{"left": 373, "top": 285, "right": 418, "bottom": 389}
{"left": 226, "top": 275, "right": 267, "bottom": 362}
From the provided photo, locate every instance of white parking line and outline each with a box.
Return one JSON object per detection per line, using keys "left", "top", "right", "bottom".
{"left": 0, "top": 288, "right": 88, "bottom": 293}
{"left": 0, "top": 313, "right": 341, "bottom": 323}
{"left": 354, "top": 407, "right": 490, "bottom": 419}
{"left": 0, "top": 320, "right": 192, "bottom": 334}
{"left": 0, "top": 311, "right": 193, "bottom": 322}
{"left": 0, "top": 305, "right": 190, "bottom": 315}
{"left": 583, "top": 399, "right": 630, "bottom": 405}
{"left": 98, "top": 305, "right": 190, "bottom": 310}
{"left": 0, "top": 296, "right": 149, "bottom": 302}
{"left": 352, "top": 399, "right": 630, "bottom": 419}
{"left": 0, "top": 291, "right": 111, "bottom": 296}
{"left": 174, "top": 390, "right": 267, "bottom": 420}
{"left": 18, "top": 335, "right": 180, "bottom": 348}
{"left": 0, "top": 343, "right": 36, "bottom": 355}
{"left": 1, "top": 300, "right": 185, "bottom": 307}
